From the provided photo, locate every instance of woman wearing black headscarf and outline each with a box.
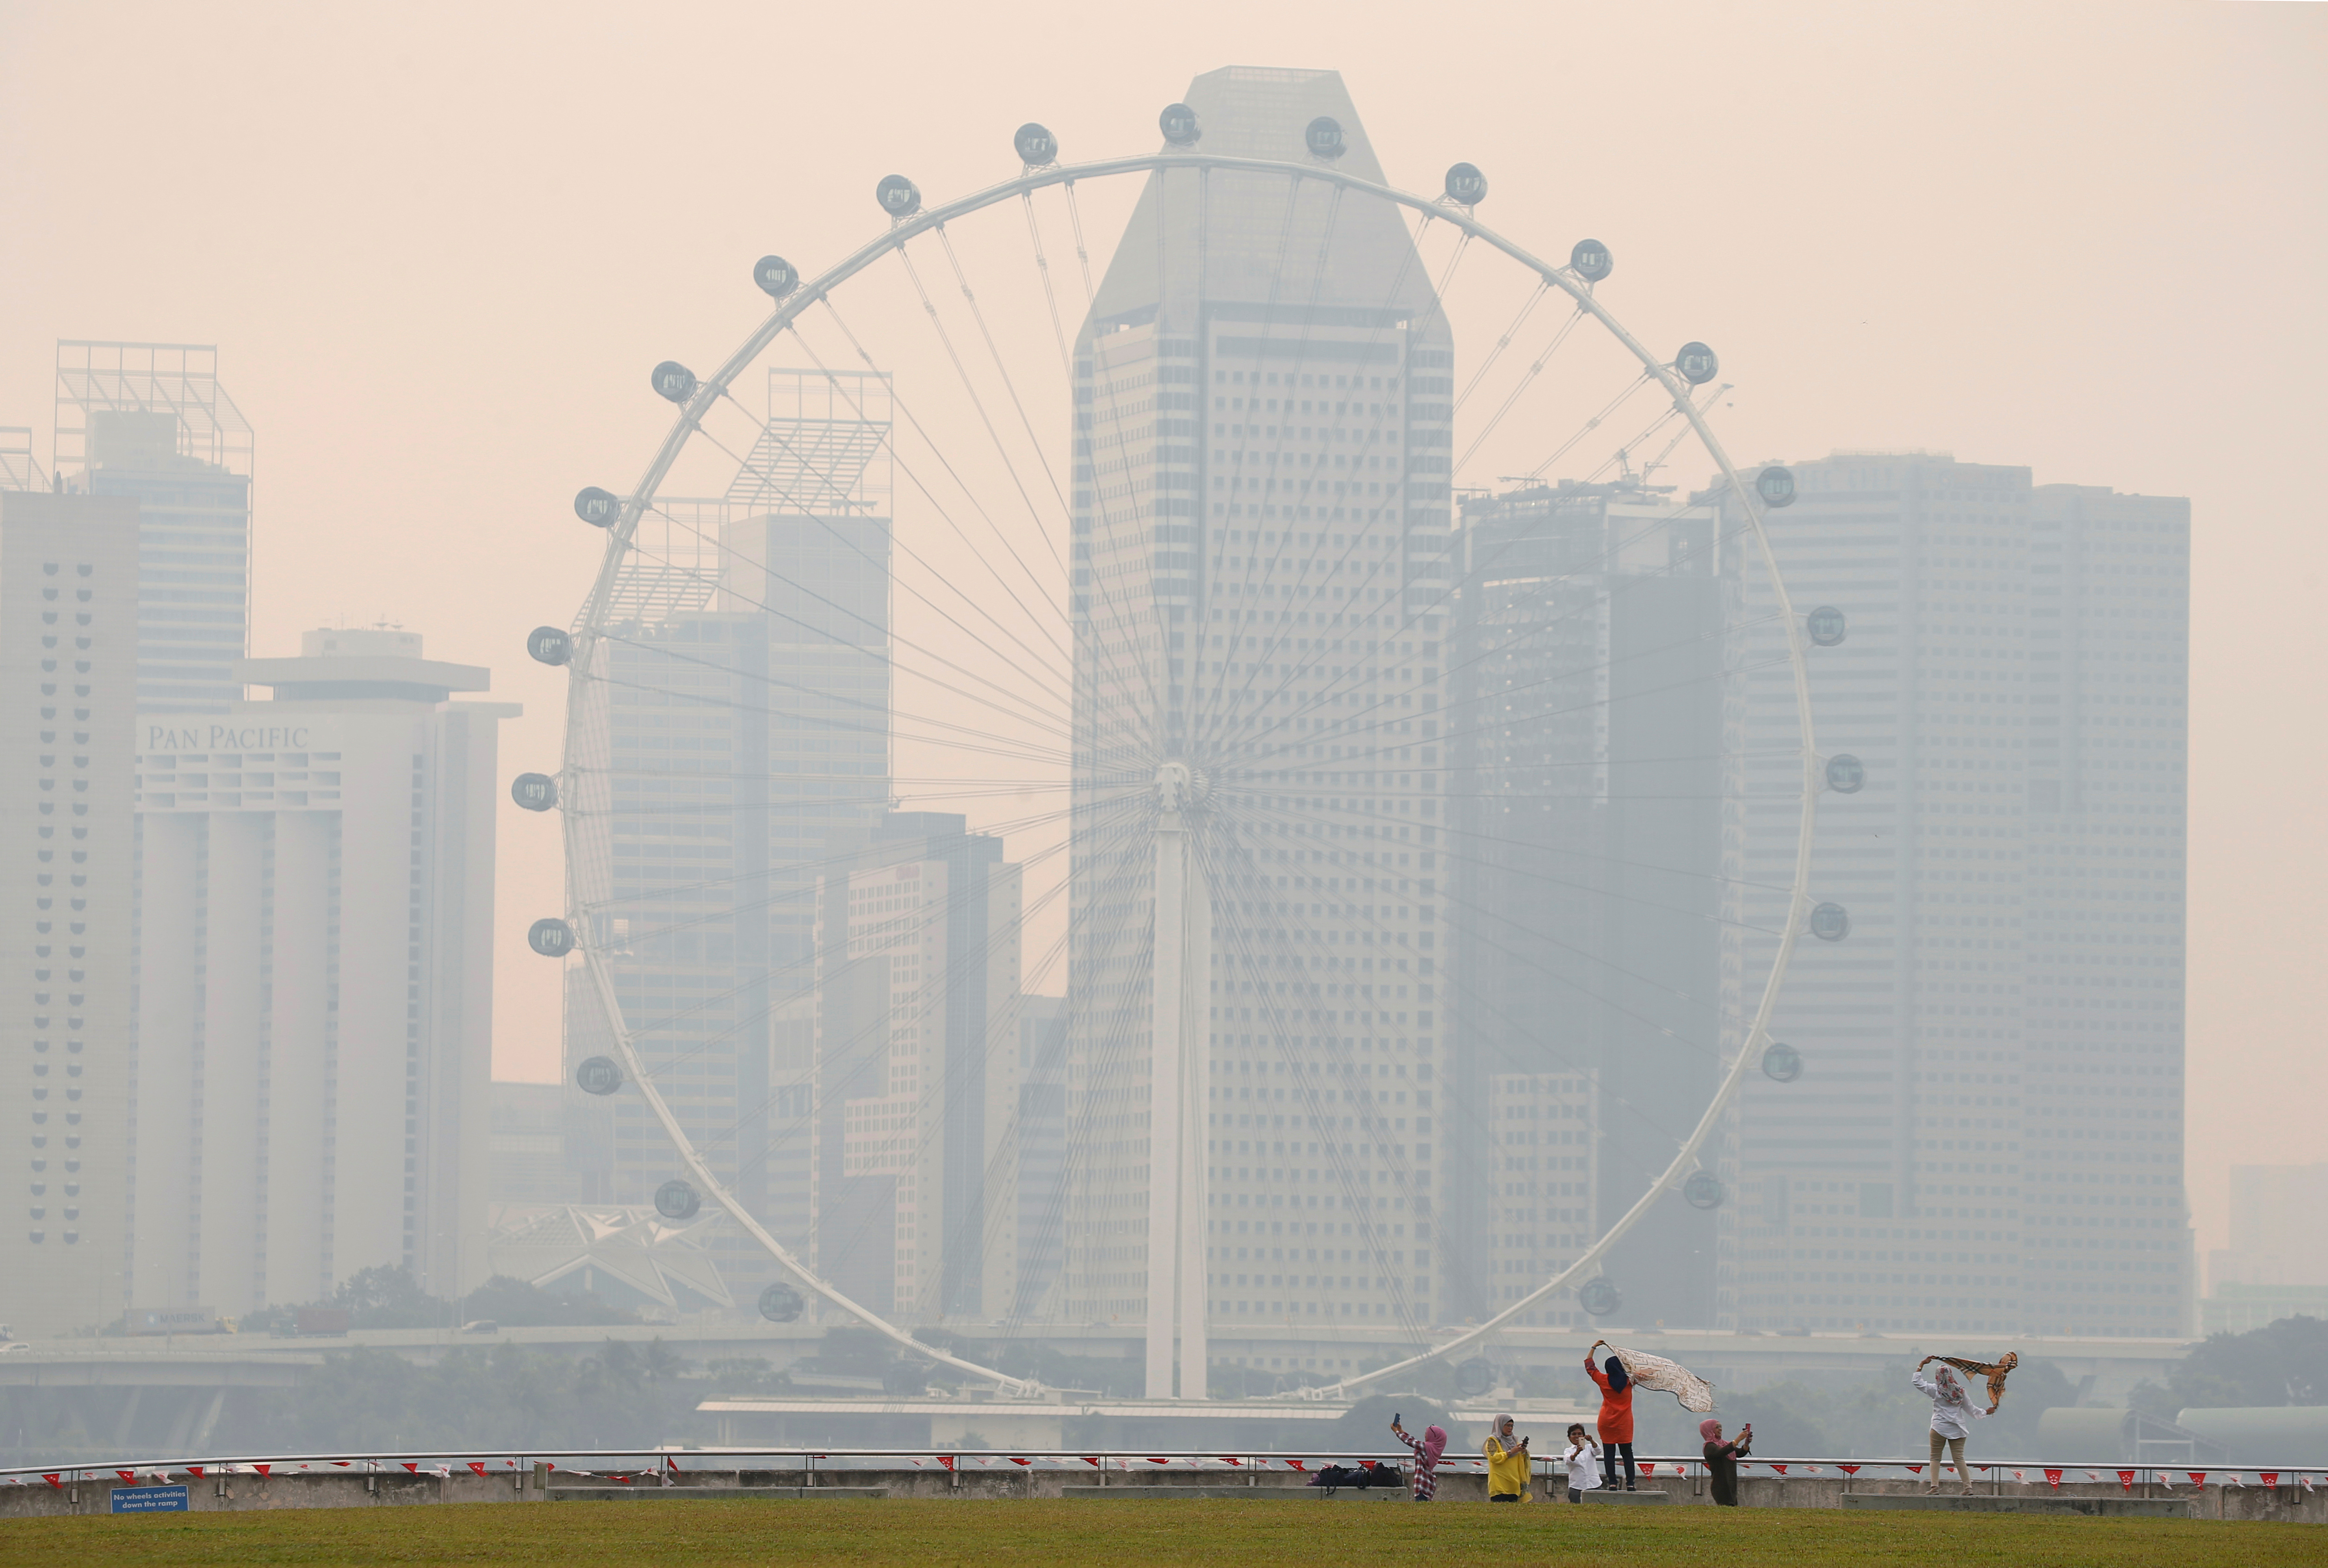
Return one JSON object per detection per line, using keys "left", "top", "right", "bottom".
{"left": 1584, "top": 1340, "right": 1637, "bottom": 1491}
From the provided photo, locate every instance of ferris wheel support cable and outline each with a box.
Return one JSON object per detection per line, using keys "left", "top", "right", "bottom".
{"left": 1241, "top": 583, "right": 1787, "bottom": 767}
{"left": 616, "top": 517, "right": 1075, "bottom": 743}
{"left": 1524, "top": 373, "right": 1653, "bottom": 483}
{"left": 592, "top": 627, "right": 1076, "bottom": 750}
{"left": 1019, "top": 190, "right": 1077, "bottom": 379}
{"left": 780, "top": 318, "right": 1079, "bottom": 676}
{"left": 706, "top": 381, "right": 1077, "bottom": 683}
{"left": 1232, "top": 493, "right": 1770, "bottom": 758}
{"left": 933, "top": 224, "right": 1076, "bottom": 576}
{"left": 625, "top": 499, "right": 1074, "bottom": 739}
{"left": 1449, "top": 306, "right": 1588, "bottom": 479}
{"left": 566, "top": 149, "right": 1815, "bottom": 1396}
{"left": 893, "top": 240, "right": 1071, "bottom": 576}
{"left": 627, "top": 804, "right": 1139, "bottom": 1166}
{"left": 1451, "top": 279, "right": 1556, "bottom": 414}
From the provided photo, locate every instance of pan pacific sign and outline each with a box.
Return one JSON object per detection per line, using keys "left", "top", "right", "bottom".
{"left": 138, "top": 719, "right": 337, "bottom": 756}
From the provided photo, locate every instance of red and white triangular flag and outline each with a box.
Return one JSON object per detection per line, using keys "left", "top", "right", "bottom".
{"left": 2042, "top": 1469, "right": 2061, "bottom": 1489}
{"left": 2117, "top": 1470, "right": 2134, "bottom": 1491}
{"left": 1839, "top": 1464, "right": 1860, "bottom": 1476}
{"left": 468, "top": 1462, "right": 487, "bottom": 1478}
{"left": 2261, "top": 1471, "right": 2280, "bottom": 1488}
{"left": 2188, "top": 1472, "right": 2207, "bottom": 1487}
{"left": 39, "top": 1474, "right": 61, "bottom": 1489}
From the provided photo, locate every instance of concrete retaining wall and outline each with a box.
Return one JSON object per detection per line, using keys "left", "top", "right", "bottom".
{"left": 2, "top": 1465, "right": 2320, "bottom": 1523}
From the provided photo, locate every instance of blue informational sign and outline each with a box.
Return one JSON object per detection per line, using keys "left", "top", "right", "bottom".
{"left": 110, "top": 1484, "right": 189, "bottom": 1513}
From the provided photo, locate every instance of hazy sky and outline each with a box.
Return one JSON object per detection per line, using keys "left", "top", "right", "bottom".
{"left": 3, "top": 0, "right": 2321, "bottom": 1267}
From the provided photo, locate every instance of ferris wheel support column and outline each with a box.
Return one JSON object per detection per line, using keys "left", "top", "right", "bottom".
{"left": 1145, "top": 762, "right": 1209, "bottom": 1398}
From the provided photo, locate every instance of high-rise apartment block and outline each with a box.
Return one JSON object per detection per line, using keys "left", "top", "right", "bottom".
{"left": 1721, "top": 453, "right": 2189, "bottom": 1337}
{"left": 812, "top": 813, "right": 1024, "bottom": 1319}
{"left": 131, "top": 629, "right": 514, "bottom": 1313}
{"left": 1448, "top": 481, "right": 1727, "bottom": 1328}
{"left": 56, "top": 343, "right": 253, "bottom": 714}
{"left": 1068, "top": 67, "right": 1449, "bottom": 1347}
{"left": 0, "top": 491, "right": 140, "bottom": 1336}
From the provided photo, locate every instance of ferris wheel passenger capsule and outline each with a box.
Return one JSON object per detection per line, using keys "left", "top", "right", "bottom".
{"left": 876, "top": 174, "right": 921, "bottom": 219}
{"left": 1756, "top": 465, "right": 1797, "bottom": 508}
{"left": 1578, "top": 1278, "right": 1622, "bottom": 1317}
{"left": 527, "top": 626, "right": 572, "bottom": 666}
{"left": 1675, "top": 341, "right": 1720, "bottom": 385}
{"left": 1825, "top": 754, "right": 1865, "bottom": 794}
{"left": 650, "top": 361, "right": 698, "bottom": 404}
{"left": 752, "top": 255, "right": 799, "bottom": 299}
{"left": 654, "top": 1179, "right": 701, "bottom": 1221}
{"left": 1809, "top": 901, "right": 1851, "bottom": 941}
{"left": 1014, "top": 122, "right": 1058, "bottom": 166}
{"left": 527, "top": 917, "right": 575, "bottom": 958}
{"left": 574, "top": 1055, "right": 624, "bottom": 1096}
{"left": 1570, "top": 238, "right": 1613, "bottom": 282}
{"left": 1305, "top": 116, "right": 1347, "bottom": 160}
{"left": 1159, "top": 102, "right": 1200, "bottom": 146}
{"left": 758, "top": 1283, "right": 804, "bottom": 1323}
{"left": 1761, "top": 1041, "right": 1804, "bottom": 1082}
{"left": 1444, "top": 162, "right": 1487, "bottom": 206}
{"left": 1684, "top": 1171, "right": 1725, "bottom": 1210}
{"left": 1806, "top": 605, "right": 1848, "bottom": 646}
{"left": 574, "top": 487, "right": 620, "bottom": 527}
{"left": 511, "top": 772, "right": 558, "bottom": 812}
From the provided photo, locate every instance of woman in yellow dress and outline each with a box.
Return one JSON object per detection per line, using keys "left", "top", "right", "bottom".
{"left": 1484, "top": 1414, "right": 1533, "bottom": 1503}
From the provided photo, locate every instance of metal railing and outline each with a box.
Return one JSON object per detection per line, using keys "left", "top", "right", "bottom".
{"left": 5, "top": 1447, "right": 2322, "bottom": 1491}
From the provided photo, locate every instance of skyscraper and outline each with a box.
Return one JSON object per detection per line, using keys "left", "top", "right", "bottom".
{"left": 1067, "top": 67, "right": 1451, "bottom": 1369}
{"left": 0, "top": 491, "right": 139, "bottom": 1337}
{"left": 131, "top": 628, "right": 514, "bottom": 1312}
{"left": 812, "top": 812, "right": 1024, "bottom": 1320}
{"left": 1448, "top": 480, "right": 1728, "bottom": 1328}
{"left": 55, "top": 342, "right": 254, "bottom": 714}
{"left": 1719, "top": 452, "right": 2189, "bottom": 1337}
{"left": 564, "top": 373, "right": 893, "bottom": 1290}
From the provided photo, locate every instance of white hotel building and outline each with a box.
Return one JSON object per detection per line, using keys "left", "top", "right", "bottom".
{"left": 130, "top": 628, "right": 515, "bottom": 1315}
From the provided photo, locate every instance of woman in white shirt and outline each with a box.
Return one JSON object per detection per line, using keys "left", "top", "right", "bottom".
{"left": 1910, "top": 1358, "right": 1990, "bottom": 1494}
{"left": 1559, "top": 1423, "right": 1602, "bottom": 1504}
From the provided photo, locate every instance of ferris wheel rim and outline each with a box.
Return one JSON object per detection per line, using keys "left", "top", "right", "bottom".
{"left": 553, "top": 146, "right": 1821, "bottom": 1399}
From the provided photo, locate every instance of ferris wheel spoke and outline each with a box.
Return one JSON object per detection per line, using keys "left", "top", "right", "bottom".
{"left": 1450, "top": 306, "right": 1588, "bottom": 480}
{"left": 623, "top": 502, "right": 1073, "bottom": 739}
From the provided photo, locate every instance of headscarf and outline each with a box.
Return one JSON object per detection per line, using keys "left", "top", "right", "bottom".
{"left": 1931, "top": 1364, "right": 1979, "bottom": 1416}
{"left": 1699, "top": 1419, "right": 1723, "bottom": 1443}
{"left": 1603, "top": 1355, "right": 1630, "bottom": 1393}
{"left": 1421, "top": 1425, "right": 1447, "bottom": 1462}
{"left": 1492, "top": 1414, "right": 1515, "bottom": 1444}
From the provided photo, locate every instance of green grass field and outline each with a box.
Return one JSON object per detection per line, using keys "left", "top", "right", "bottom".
{"left": 0, "top": 1499, "right": 2317, "bottom": 1568}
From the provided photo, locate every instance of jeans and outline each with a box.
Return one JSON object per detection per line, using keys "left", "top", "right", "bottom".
{"left": 1928, "top": 1430, "right": 1970, "bottom": 1487}
{"left": 1601, "top": 1442, "right": 1637, "bottom": 1490}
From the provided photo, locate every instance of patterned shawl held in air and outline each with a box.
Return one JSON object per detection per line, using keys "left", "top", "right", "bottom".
{"left": 1606, "top": 1344, "right": 1716, "bottom": 1414}
{"left": 1935, "top": 1352, "right": 2017, "bottom": 1412}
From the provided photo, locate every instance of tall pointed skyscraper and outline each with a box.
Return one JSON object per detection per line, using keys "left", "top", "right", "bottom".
{"left": 1067, "top": 68, "right": 1453, "bottom": 1394}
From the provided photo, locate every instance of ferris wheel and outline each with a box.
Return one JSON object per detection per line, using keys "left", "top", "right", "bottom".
{"left": 516, "top": 77, "right": 1837, "bottom": 1402}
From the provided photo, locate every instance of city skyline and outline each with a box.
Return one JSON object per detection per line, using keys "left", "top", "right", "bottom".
{"left": 1, "top": 6, "right": 2322, "bottom": 1321}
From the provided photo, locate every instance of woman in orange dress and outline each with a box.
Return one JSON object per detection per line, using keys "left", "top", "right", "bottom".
{"left": 1584, "top": 1339, "right": 1637, "bottom": 1491}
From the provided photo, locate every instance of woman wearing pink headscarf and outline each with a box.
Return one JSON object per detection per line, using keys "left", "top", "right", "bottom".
{"left": 1699, "top": 1418, "right": 1752, "bottom": 1507}
{"left": 1389, "top": 1414, "right": 1447, "bottom": 1501}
